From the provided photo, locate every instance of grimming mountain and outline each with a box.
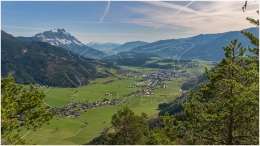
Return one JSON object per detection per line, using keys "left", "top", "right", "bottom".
{"left": 17, "top": 29, "right": 106, "bottom": 59}
{"left": 112, "top": 41, "right": 148, "bottom": 53}
{"left": 86, "top": 42, "right": 121, "bottom": 53}
{"left": 130, "top": 27, "right": 259, "bottom": 61}
{"left": 2, "top": 30, "right": 118, "bottom": 87}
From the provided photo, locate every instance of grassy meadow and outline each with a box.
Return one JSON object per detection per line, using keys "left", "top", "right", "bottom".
{"left": 20, "top": 76, "right": 184, "bottom": 144}
{"left": 19, "top": 61, "right": 213, "bottom": 144}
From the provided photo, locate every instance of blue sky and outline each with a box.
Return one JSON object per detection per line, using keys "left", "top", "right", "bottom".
{"left": 1, "top": 1, "right": 259, "bottom": 44}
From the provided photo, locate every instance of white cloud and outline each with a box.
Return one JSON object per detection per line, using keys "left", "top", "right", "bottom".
{"left": 154, "top": 1, "right": 195, "bottom": 30}
{"left": 3, "top": 1, "right": 258, "bottom": 44}
{"left": 124, "top": 1, "right": 259, "bottom": 34}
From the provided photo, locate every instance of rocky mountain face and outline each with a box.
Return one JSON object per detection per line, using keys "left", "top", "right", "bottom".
{"left": 17, "top": 29, "right": 106, "bottom": 59}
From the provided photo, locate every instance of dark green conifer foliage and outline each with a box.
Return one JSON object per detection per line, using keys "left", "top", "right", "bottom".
{"left": 110, "top": 107, "right": 149, "bottom": 144}
{"left": 1, "top": 77, "right": 54, "bottom": 144}
{"left": 177, "top": 11, "right": 259, "bottom": 145}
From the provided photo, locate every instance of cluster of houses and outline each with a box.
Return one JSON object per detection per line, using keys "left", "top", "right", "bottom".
{"left": 117, "top": 67, "right": 193, "bottom": 83}
{"left": 41, "top": 66, "right": 200, "bottom": 119}
{"left": 142, "top": 72, "right": 172, "bottom": 81}
{"left": 120, "top": 68, "right": 200, "bottom": 96}
{"left": 160, "top": 84, "right": 168, "bottom": 89}
{"left": 117, "top": 69, "right": 143, "bottom": 77}
{"left": 127, "top": 85, "right": 142, "bottom": 88}
{"left": 34, "top": 86, "right": 52, "bottom": 90}
{"left": 185, "top": 62, "right": 200, "bottom": 68}
{"left": 144, "top": 89, "right": 154, "bottom": 96}
{"left": 45, "top": 97, "right": 127, "bottom": 118}
{"left": 56, "top": 102, "right": 81, "bottom": 118}
{"left": 103, "top": 92, "right": 117, "bottom": 96}
{"left": 33, "top": 84, "right": 52, "bottom": 90}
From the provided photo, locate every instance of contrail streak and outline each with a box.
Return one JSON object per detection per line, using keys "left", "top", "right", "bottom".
{"left": 100, "top": 1, "right": 111, "bottom": 23}
{"left": 154, "top": 1, "right": 194, "bottom": 30}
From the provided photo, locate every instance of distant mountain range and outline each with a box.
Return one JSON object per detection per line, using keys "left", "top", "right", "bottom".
{"left": 2, "top": 27, "right": 258, "bottom": 86}
{"left": 102, "top": 51, "right": 160, "bottom": 67}
{"left": 86, "top": 42, "right": 121, "bottom": 53}
{"left": 12, "top": 27, "right": 259, "bottom": 62}
{"left": 130, "top": 27, "right": 259, "bottom": 61}
{"left": 2, "top": 30, "right": 118, "bottom": 87}
{"left": 17, "top": 29, "right": 106, "bottom": 59}
{"left": 112, "top": 41, "right": 148, "bottom": 53}
{"left": 86, "top": 41, "right": 148, "bottom": 55}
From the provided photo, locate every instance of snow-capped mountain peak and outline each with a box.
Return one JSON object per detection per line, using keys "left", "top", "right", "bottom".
{"left": 87, "top": 42, "right": 121, "bottom": 46}
{"left": 33, "top": 28, "right": 85, "bottom": 47}
{"left": 86, "top": 42, "right": 121, "bottom": 52}
{"left": 87, "top": 42, "right": 101, "bottom": 46}
{"left": 17, "top": 28, "right": 107, "bottom": 59}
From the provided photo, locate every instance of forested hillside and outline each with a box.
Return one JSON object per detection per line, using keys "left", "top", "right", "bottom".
{"left": 131, "top": 27, "right": 259, "bottom": 61}
{"left": 1, "top": 31, "right": 118, "bottom": 87}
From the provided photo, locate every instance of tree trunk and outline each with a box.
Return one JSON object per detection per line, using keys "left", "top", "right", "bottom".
{"left": 227, "top": 108, "right": 234, "bottom": 145}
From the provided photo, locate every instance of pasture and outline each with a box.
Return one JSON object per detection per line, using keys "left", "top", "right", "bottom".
{"left": 21, "top": 76, "right": 183, "bottom": 144}
{"left": 18, "top": 60, "right": 212, "bottom": 145}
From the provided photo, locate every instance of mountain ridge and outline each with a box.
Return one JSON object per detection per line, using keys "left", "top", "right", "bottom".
{"left": 17, "top": 28, "right": 106, "bottom": 59}
{"left": 112, "top": 41, "right": 148, "bottom": 53}
{"left": 2, "top": 30, "right": 118, "bottom": 87}
{"left": 130, "top": 27, "right": 259, "bottom": 61}
{"left": 86, "top": 42, "right": 121, "bottom": 53}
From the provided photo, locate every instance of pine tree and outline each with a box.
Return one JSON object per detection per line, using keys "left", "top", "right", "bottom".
{"left": 160, "top": 10, "right": 259, "bottom": 145}
{"left": 177, "top": 11, "right": 259, "bottom": 145}
{"left": 146, "top": 130, "right": 173, "bottom": 145}
{"left": 110, "top": 107, "right": 149, "bottom": 144}
{"left": 1, "top": 77, "right": 54, "bottom": 144}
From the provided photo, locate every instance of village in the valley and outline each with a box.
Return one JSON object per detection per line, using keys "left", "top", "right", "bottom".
{"left": 42, "top": 67, "right": 198, "bottom": 119}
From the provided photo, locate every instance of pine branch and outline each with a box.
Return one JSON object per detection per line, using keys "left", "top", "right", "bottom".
{"left": 246, "top": 17, "right": 259, "bottom": 26}
{"left": 241, "top": 31, "right": 259, "bottom": 48}
{"left": 192, "top": 132, "right": 225, "bottom": 144}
